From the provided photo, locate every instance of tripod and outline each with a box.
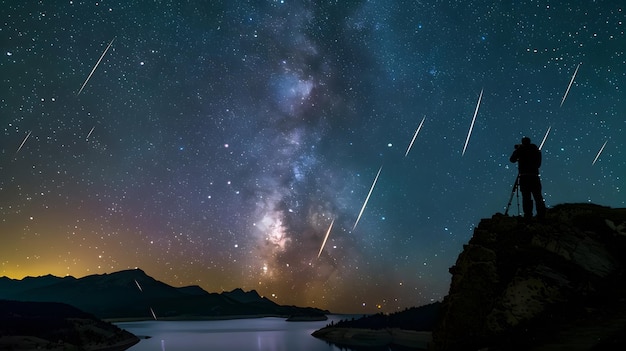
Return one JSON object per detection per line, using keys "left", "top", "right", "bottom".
{"left": 504, "top": 174, "right": 520, "bottom": 216}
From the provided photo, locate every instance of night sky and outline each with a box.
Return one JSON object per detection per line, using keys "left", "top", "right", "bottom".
{"left": 1, "top": 1, "right": 624, "bottom": 313}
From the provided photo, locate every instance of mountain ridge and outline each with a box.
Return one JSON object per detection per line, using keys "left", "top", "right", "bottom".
{"left": 0, "top": 268, "right": 328, "bottom": 319}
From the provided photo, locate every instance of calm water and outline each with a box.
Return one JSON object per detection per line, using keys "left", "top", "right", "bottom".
{"left": 117, "top": 315, "right": 358, "bottom": 351}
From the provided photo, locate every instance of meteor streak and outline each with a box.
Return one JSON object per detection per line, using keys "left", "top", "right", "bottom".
{"left": 86, "top": 126, "right": 95, "bottom": 141}
{"left": 352, "top": 166, "right": 383, "bottom": 232}
{"left": 462, "top": 88, "right": 483, "bottom": 156}
{"left": 560, "top": 62, "right": 581, "bottom": 107}
{"left": 134, "top": 279, "right": 143, "bottom": 292}
{"left": 592, "top": 140, "right": 608, "bottom": 165}
{"left": 405, "top": 116, "right": 426, "bottom": 157}
{"left": 317, "top": 218, "right": 335, "bottom": 258}
{"left": 14, "top": 131, "right": 32, "bottom": 157}
{"left": 77, "top": 37, "right": 116, "bottom": 96}
{"left": 150, "top": 307, "right": 158, "bottom": 320}
{"left": 539, "top": 126, "right": 551, "bottom": 150}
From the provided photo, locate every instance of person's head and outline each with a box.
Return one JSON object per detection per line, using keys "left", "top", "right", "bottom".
{"left": 521, "top": 137, "right": 531, "bottom": 145}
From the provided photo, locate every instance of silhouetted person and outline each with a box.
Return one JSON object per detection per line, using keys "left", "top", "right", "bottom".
{"left": 510, "top": 136, "right": 546, "bottom": 220}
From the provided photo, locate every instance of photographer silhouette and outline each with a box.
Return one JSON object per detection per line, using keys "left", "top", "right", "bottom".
{"left": 509, "top": 137, "right": 546, "bottom": 220}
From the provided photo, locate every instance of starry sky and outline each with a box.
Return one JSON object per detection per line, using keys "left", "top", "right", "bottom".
{"left": 0, "top": 1, "right": 624, "bottom": 313}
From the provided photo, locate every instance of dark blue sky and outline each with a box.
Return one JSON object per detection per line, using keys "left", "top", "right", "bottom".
{"left": 1, "top": 0, "right": 624, "bottom": 313}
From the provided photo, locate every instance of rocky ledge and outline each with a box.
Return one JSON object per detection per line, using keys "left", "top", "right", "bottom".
{"left": 433, "top": 203, "right": 626, "bottom": 351}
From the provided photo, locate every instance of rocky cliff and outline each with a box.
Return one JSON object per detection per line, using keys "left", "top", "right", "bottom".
{"left": 433, "top": 203, "right": 626, "bottom": 351}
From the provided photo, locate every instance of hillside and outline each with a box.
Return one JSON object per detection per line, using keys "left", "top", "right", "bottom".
{"left": 311, "top": 302, "right": 439, "bottom": 349}
{"left": 0, "top": 300, "right": 139, "bottom": 351}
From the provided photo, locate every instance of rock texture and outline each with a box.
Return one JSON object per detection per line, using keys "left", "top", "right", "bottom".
{"left": 433, "top": 203, "right": 626, "bottom": 351}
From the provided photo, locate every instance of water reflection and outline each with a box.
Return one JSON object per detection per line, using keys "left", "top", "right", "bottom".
{"left": 118, "top": 316, "right": 426, "bottom": 351}
{"left": 119, "top": 316, "right": 341, "bottom": 351}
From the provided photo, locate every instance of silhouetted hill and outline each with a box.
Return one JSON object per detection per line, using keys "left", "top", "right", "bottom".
{"left": 318, "top": 302, "right": 440, "bottom": 331}
{"left": 312, "top": 302, "right": 439, "bottom": 349}
{"left": 0, "top": 274, "right": 76, "bottom": 295}
{"left": 0, "top": 269, "right": 328, "bottom": 319}
{"left": 223, "top": 288, "right": 266, "bottom": 304}
{"left": 433, "top": 203, "right": 626, "bottom": 351}
{"left": 0, "top": 300, "right": 139, "bottom": 350}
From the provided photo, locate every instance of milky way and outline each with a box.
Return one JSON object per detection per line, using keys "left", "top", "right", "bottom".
{"left": 1, "top": 1, "right": 624, "bottom": 313}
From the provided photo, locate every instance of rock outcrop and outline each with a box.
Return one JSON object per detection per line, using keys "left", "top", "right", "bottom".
{"left": 433, "top": 203, "right": 626, "bottom": 351}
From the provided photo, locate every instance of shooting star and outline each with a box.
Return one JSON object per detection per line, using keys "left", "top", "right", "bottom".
{"left": 352, "top": 166, "right": 383, "bottom": 232}
{"left": 592, "top": 140, "right": 608, "bottom": 165}
{"left": 134, "top": 279, "right": 143, "bottom": 292}
{"left": 317, "top": 218, "right": 335, "bottom": 259}
{"left": 462, "top": 88, "right": 483, "bottom": 156}
{"left": 405, "top": 116, "right": 426, "bottom": 157}
{"left": 150, "top": 307, "right": 158, "bottom": 320}
{"left": 560, "top": 62, "right": 581, "bottom": 107}
{"left": 86, "top": 126, "right": 95, "bottom": 141}
{"left": 539, "top": 126, "right": 551, "bottom": 150}
{"left": 14, "top": 131, "right": 32, "bottom": 157}
{"left": 77, "top": 37, "right": 116, "bottom": 96}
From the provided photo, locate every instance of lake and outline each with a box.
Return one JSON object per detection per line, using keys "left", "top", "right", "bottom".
{"left": 117, "top": 315, "right": 364, "bottom": 351}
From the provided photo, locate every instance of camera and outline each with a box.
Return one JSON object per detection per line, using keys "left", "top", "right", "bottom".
{"left": 514, "top": 144, "right": 520, "bottom": 149}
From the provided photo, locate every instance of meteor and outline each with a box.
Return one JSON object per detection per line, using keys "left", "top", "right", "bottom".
{"left": 539, "top": 126, "right": 551, "bottom": 150}
{"left": 317, "top": 218, "right": 335, "bottom": 258}
{"left": 592, "top": 140, "right": 608, "bottom": 165}
{"left": 14, "top": 130, "right": 32, "bottom": 157}
{"left": 150, "top": 307, "right": 158, "bottom": 320}
{"left": 404, "top": 116, "right": 426, "bottom": 157}
{"left": 560, "top": 62, "right": 581, "bottom": 107}
{"left": 134, "top": 279, "right": 143, "bottom": 292}
{"left": 352, "top": 166, "right": 383, "bottom": 232}
{"left": 86, "top": 126, "right": 95, "bottom": 141}
{"left": 77, "top": 37, "right": 116, "bottom": 96}
{"left": 462, "top": 88, "right": 483, "bottom": 156}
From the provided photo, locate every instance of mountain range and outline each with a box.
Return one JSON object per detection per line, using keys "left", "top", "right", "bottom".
{"left": 0, "top": 268, "right": 327, "bottom": 319}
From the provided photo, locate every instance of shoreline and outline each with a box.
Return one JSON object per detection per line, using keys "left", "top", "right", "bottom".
{"left": 312, "top": 327, "right": 432, "bottom": 349}
{"left": 0, "top": 335, "right": 140, "bottom": 351}
{"left": 109, "top": 313, "right": 334, "bottom": 323}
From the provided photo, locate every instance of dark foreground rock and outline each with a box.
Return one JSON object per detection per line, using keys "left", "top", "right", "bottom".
{"left": 0, "top": 300, "right": 139, "bottom": 350}
{"left": 432, "top": 203, "right": 626, "bottom": 351}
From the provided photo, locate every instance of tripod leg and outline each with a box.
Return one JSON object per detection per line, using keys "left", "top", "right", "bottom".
{"left": 504, "top": 175, "right": 519, "bottom": 216}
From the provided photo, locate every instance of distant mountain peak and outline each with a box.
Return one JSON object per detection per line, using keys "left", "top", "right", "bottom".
{"left": 223, "top": 288, "right": 267, "bottom": 304}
